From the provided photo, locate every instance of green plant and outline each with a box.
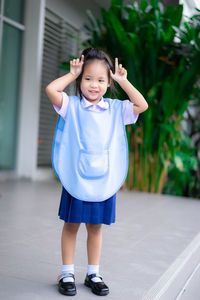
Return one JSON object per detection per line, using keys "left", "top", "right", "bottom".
{"left": 83, "top": 0, "right": 200, "bottom": 196}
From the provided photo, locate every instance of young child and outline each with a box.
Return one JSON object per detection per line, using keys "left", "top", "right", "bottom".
{"left": 46, "top": 48, "right": 148, "bottom": 296}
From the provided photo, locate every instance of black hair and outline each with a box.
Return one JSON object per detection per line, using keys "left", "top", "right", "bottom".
{"left": 76, "top": 47, "right": 116, "bottom": 98}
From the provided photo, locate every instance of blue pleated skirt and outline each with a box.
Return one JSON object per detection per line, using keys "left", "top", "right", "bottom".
{"left": 58, "top": 186, "right": 116, "bottom": 225}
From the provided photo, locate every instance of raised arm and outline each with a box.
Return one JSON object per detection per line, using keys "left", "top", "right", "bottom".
{"left": 45, "top": 55, "right": 84, "bottom": 108}
{"left": 110, "top": 58, "right": 148, "bottom": 114}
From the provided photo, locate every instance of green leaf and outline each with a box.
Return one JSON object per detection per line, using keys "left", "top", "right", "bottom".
{"left": 159, "top": 123, "right": 177, "bottom": 134}
{"left": 140, "top": 0, "right": 149, "bottom": 12}
{"left": 58, "top": 61, "right": 70, "bottom": 71}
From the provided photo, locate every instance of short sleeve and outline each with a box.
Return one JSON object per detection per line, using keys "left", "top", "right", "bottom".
{"left": 122, "top": 100, "right": 139, "bottom": 125}
{"left": 53, "top": 91, "right": 69, "bottom": 120}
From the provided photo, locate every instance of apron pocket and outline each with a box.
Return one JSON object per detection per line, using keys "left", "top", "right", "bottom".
{"left": 78, "top": 150, "right": 109, "bottom": 179}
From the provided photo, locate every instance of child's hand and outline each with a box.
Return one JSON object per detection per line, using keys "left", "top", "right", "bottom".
{"left": 70, "top": 55, "right": 84, "bottom": 78}
{"left": 110, "top": 58, "right": 127, "bottom": 82}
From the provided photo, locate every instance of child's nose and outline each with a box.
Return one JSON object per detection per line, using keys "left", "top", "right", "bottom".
{"left": 91, "top": 80, "right": 98, "bottom": 87}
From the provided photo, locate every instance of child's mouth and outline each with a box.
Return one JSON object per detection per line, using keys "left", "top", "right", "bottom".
{"left": 89, "top": 90, "right": 98, "bottom": 94}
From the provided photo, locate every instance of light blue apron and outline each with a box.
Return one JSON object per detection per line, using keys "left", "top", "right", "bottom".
{"left": 52, "top": 96, "right": 128, "bottom": 202}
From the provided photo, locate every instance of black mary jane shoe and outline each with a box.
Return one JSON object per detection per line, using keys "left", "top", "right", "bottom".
{"left": 84, "top": 273, "right": 109, "bottom": 296}
{"left": 57, "top": 273, "right": 77, "bottom": 296}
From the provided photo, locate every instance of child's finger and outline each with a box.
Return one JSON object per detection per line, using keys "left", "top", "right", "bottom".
{"left": 115, "top": 58, "right": 118, "bottom": 71}
{"left": 80, "top": 55, "right": 84, "bottom": 63}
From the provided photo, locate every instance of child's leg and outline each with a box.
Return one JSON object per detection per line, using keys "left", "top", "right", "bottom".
{"left": 85, "top": 223, "right": 102, "bottom": 265}
{"left": 58, "top": 222, "right": 80, "bottom": 296}
{"left": 61, "top": 222, "right": 80, "bottom": 264}
{"left": 84, "top": 224, "right": 109, "bottom": 295}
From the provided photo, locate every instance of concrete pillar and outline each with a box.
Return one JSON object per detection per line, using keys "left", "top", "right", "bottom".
{"left": 16, "top": 0, "right": 45, "bottom": 179}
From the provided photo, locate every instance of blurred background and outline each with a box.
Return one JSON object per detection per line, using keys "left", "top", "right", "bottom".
{"left": 0, "top": 0, "right": 199, "bottom": 198}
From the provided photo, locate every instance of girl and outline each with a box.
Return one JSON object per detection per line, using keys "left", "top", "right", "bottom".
{"left": 46, "top": 48, "right": 148, "bottom": 296}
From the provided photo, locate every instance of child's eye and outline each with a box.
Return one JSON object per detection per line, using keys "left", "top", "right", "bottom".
{"left": 99, "top": 80, "right": 105, "bottom": 82}
{"left": 85, "top": 78, "right": 90, "bottom": 80}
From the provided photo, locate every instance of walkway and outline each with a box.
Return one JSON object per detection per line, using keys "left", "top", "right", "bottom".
{"left": 0, "top": 179, "right": 200, "bottom": 299}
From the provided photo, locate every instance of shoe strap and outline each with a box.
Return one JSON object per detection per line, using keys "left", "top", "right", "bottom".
{"left": 89, "top": 273, "right": 103, "bottom": 280}
{"left": 57, "top": 273, "right": 75, "bottom": 282}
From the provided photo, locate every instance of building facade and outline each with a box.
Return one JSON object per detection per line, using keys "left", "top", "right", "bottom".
{"left": 0, "top": 0, "right": 105, "bottom": 181}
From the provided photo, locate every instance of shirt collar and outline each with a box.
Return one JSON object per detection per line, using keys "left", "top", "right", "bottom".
{"left": 81, "top": 96, "right": 109, "bottom": 110}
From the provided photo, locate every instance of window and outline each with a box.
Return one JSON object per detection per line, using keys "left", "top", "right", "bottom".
{"left": 0, "top": 0, "right": 25, "bottom": 170}
{"left": 37, "top": 8, "right": 79, "bottom": 167}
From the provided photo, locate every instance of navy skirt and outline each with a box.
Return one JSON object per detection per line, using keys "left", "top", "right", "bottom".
{"left": 58, "top": 186, "right": 116, "bottom": 225}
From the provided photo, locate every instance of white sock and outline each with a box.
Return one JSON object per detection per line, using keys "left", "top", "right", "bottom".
{"left": 87, "top": 265, "right": 102, "bottom": 283}
{"left": 62, "top": 264, "right": 74, "bottom": 282}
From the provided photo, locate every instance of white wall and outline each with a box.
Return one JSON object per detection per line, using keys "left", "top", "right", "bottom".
{"left": 179, "top": 0, "right": 200, "bottom": 18}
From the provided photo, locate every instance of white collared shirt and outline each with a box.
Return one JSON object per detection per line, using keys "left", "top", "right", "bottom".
{"left": 53, "top": 92, "right": 139, "bottom": 125}
{"left": 81, "top": 96, "right": 109, "bottom": 110}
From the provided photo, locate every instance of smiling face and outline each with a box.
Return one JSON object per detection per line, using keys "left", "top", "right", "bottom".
{"left": 80, "top": 59, "right": 110, "bottom": 104}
